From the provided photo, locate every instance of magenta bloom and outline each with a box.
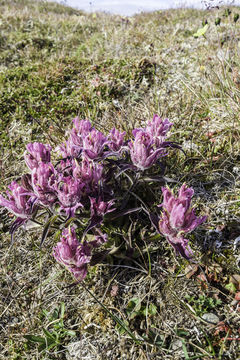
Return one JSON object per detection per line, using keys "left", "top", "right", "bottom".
{"left": 72, "top": 156, "right": 103, "bottom": 193}
{"left": 158, "top": 184, "right": 207, "bottom": 259}
{"left": 90, "top": 197, "right": 115, "bottom": 218}
{"left": 32, "top": 162, "right": 57, "bottom": 206}
{"left": 70, "top": 118, "right": 92, "bottom": 147}
{"left": 146, "top": 115, "right": 173, "bottom": 147}
{"left": 57, "top": 118, "right": 93, "bottom": 158}
{"left": 24, "top": 143, "right": 52, "bottom": 170}
{"left": 83, "top": 129, "right": 108, "bottom": 159}
{"left": 56, "top": 117, "right": 92, "bottom": 158}
{"left": 53, "top": 227, "right": 92, "bottom": 280}
{"left": 0, "top": 181, "right": 36, "bottom": 219}
{"left": 56, "top": 139, "right": 82, "bottom": 158}
{"left": 167, "top": 236, "right": 194, "bottom": 260}
{"left": 55, "top": 176, "right": 84, "bottom": 217}
{"left": 129, "top": 130, "right": 165, "bottom": 170}
{"left": 57, "top": 158, "right": 74, "bottom": 177}
{"left": 108, "top": 128, "right": 126, "bottom": 152}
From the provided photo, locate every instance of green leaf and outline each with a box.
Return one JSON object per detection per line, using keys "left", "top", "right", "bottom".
{"left": 234, "top": 13, "right": 239, "bottom": 23}
{"left": 41, "top": 214, "right": 58, "bottom": 246}
{"left": 176, "top": 329, "right": 189, "bottom": 337}
{"left": 149, "top": 303, "right": 157, "bottom": 315}
{"left": 224, "top": 8, "right": 231, "bottom": 17}
{"left": 47, "top": 342, "right": 58, "bottom": 350}
{"left": 116, "top": 320, "right": 129, "bottom": 335}
{"left": 41, "top": 309, "right": 49, "bottom": 318}
{"left": 63, "top": 217, "right": 75, "bottom": 228}
{"left": 129, "top": 311, "right": 138, "bottom": 320}
{"left": 126, "top": 298, "right": 142, "bottom": 313}
{"left": 225, "top": 282, "right": 237, "bottom": 293}
{"left": 42, "top": 328, "right": 56, "bottom": 341}
{"left": 193, "top": 24, "right": 209, "bottom": 38}
{"left": 65, "top": 330, "right": 76, "bottom": 337}
{"left": 38, "top": 343, "right": 47, "bottom": 352}
{"left": 143, "top": 303, "right": 157, "bottom": 316}
{"left": 23, "top": 335, "right": 45, "bottom": 343}
{"left": 52, "top": 308, "right": 60, "bottom": 320}
{"left": 181, "top": 339, "right": 190, "bottom": 360}
{"left": 54, "top": 229, "right": 62, "bottom": 241}
{"left": 107, "top": 207, "right": 142, "bottom": 220}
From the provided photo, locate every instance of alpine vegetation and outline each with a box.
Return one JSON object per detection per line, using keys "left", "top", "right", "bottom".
{"left": 0, "top": 115, "right": 206, "bottom": 280}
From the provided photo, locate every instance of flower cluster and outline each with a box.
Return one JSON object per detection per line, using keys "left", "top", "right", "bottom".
{"left": 158, "top": 184, "right": 207, "bottom": 259}
{"left": 0, "top": 114, "right": 206, "bottom": 280}
{"left": 128, "top": 115, "right": 173, "bottom": 170}
{"left": 53, "top": 227, "right": 92, "bottom": 280}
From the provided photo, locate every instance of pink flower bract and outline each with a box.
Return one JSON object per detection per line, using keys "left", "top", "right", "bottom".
{"left": 0, "top": 181, "right": 36, "bottom": 219}
{"left": 158, "top": 184, "right": 207, "bottom": 259}
{"left": 24, "top": 143, "right": 51, "bottom": 170}
{"left": 53, "top": 227, "right": 91, "bottom": 280}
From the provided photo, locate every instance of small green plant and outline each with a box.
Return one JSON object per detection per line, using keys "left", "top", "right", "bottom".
{"left": 234, "top": 13, "right": 239, "bottom": 23}
{"left": 185, "top": 294, "right": 222, "bottom": 317}
{"left": 194, "top": 8, "right": 240, "bottom": 40}
{"left": 193, "top": 24, "right": 209, "bottom": 38}
{"left": 126, "top": 297, "right": 157, "bottom": 320}
{"left": 24, "top": 302, "right": 76, "bottom": 353}
{"left": 225, "top": 281, "right": 237, "bottom": 293}
{"left": 115, "top": 297, "right": 157, "bottom": 336}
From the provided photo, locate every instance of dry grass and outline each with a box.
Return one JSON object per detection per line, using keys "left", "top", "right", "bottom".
{"left": 0, "top": 0, "right": 240, "bottom": 359}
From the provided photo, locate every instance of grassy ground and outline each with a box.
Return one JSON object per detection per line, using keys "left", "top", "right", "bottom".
{"left": 0, "top": 0, "right": 240, "bottom": 359}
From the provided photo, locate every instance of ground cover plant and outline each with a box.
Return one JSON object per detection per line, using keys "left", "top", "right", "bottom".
{"left": 0, "top": 0, "right": 240, "bottom": 359}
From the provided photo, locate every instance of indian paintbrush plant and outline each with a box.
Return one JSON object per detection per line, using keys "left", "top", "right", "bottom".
{"left": 0, "top": 115, "right": 207, "bottom": 281}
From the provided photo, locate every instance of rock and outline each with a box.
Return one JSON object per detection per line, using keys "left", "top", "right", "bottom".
{"left": 202, "top": 313, "right": 219, "bottom": 324}
{"left": 67, "top": 341, "right": 88, "bottom": 360}
{"left": 171, "top": 339, "right": 183, "bottom": 351}
{"left": 67, "top": 339, "right": 99, "bottom": 360}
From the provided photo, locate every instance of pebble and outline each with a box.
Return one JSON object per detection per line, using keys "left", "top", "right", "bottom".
{"left": 171, "top": 339, "right": 183, "bottom": 351}
{"left": 202, "top": 313, "right": 219, "bottom": 324}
